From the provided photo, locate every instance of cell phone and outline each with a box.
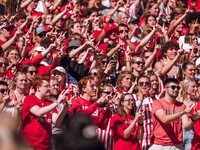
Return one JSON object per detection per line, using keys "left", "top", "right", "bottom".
{"left": 110, "top": 57, "right": 115, "bottom": 63}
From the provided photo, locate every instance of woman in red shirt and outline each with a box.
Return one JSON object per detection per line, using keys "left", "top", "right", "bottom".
{"left": 111, "top": 93, "right": 144, "bottom": 150}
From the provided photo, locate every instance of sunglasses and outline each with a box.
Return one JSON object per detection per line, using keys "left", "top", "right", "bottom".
{"left": 0, "top": 62, "right": 8, "bottom": 67}
{"left": 124, "top": 99, "right": 134, "bottom": 103}
{"left": 28, "top": 71, "right": 38, "bottom": 75}
{"left": 4, "top": 28, "right": 13, "bottom": 31}
{"left": 139, "top": 81, "right": 150, "bottom": 86}
{"left": 134, "top": 61, "right": 145, "bottom": 65}
{"left": 0, "top": 88, "right": 8, "bottom": 94}
{"left": 119, "top": 30, "right": 128, "bottom": 33}
{"left": 166, "top": 85, "right": 180, "bottom": 90}
{"left": 103, "top": 91, "right": 115, "bottom": 96}
{"left": 89, "top": 72, "right": 98, "bottom": 76}
{"left": 102, "top": 61, "right": 108, "bottom": 65}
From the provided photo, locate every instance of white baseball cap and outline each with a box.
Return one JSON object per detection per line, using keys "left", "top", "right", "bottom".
{"left": 34, "top": 46, "right": 46, "bottom": 52}
{"left": 196, "top": 57, "right": 200, "bottom": 67}
{"left": 50, "top": 66, "right": 66, "bottom": 75}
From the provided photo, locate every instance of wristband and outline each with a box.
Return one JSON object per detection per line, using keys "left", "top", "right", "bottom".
{"left": 138, "top": 122, "right": 143, "bottom": 126}
{"left": 191, "top": 118, "right": 197, "bottom": 123}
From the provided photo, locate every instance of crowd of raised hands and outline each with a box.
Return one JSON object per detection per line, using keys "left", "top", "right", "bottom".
{"left": 0, "top": 0, "right": 200, "bottom": 150}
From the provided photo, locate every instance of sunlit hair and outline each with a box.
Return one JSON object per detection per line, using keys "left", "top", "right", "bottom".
{"left": 116, "top": 12, "right": 129, "bottom": 24}
{"left": 32, "top": 75, "right": 50, "bottom": 91}
{"left": 141, "top": 1, "right": 159, "bottom": 18}
{"left": 117, "top": 93, "right": 136, "bottom": 120}
{"left": 179, "top": 79, "right": 196, "bottom": 102}
{"left": 89, "top": 67, "right": 105, "bottom": 85}
{"left": 78, "top": 76, "right": 94, "bottom": 95}
{"left": 115, "top": 71, "right": 133, "bottom": 92}
{"left": 22, "top": 64, "right": 37, "bottom": 74}
{"left": 6, "top": 47, "right": 20, "bottom": 58}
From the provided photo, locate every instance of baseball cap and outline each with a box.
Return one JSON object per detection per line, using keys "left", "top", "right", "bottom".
{"left": 0, "top": 22, "right": 15, "bottom": 29}
{"left": 35, "top": 26, "right": 47, "bottom": 35}
{"left": 34, "top": 46, "right": 46, "bottom": 52}
{"left": 44, "top": 25, "right": 53, "bottom": 32}
{"left": 65, "top": 40, "right": 82, "bottom": 52}
{"left": 51, "top": 66, "right": 66, "bottom": 75}
{"left": 104, "top": 23, "right": 118, "bottom": 35}
{"left": 196, "top": 57, "right": 200, "bottom": 67}
{"left": 128, "top": 17, "right": 139, "bottom": 24}
{"left": 158, "top": 19, "right": 169, "bottom": 26}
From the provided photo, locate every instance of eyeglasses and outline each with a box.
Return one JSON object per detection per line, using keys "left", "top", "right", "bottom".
{"left": 38, "top": 33, "right": 46, "bottom": 38}
{"left": 102, "top": 61, "right": 108, "bottom": 65}
{"left": 134, "top": 61, "right": 145, "bottom": 65}
{"left": 139, "top": 81, "right": 150, "bottom": 86}
{"left": 0, "top": 62, "right": 8, "bottom": 67}
{"left": 166, "top": 85, "right": 180, "bottom": 90}
{"left": 103, "top": 91, "right": 115, "bottom": 96}
{"left": 28, "top": 71, "right": 38, "bottom": 75}
{"left": 0, "top": 88, "right": 8, "bottom": 94}
{"left": 89, "top": 72, "right": 98, "bottom": 76}
{"left": 119, "top": 30, "right": 128, "bottom": 33}
{"left": 124, "top": 99, "right": 134, "bottom": 103}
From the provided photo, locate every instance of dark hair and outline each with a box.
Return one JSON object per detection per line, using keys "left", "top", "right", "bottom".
{"left": 137, "top": 76, "right": 150, "bottom": 84}
{"left": 22, "top": 64, "right": 37, "bottom": 73}
{"left": 185, "top": 33, "right": 195, "bottom": 43}
{"left": 164, "top": 78, "right": 179, "bottom": 87}
{"left": 0, "top": 81, "right": 8, "bottom": 87}
{"left": 185, "top": 12, "right": 200, "bottom": 27}
{"left": 15, "top": 11, "right": 26, "bottom": 21}
{"left": 40, "top": 38, "right": 53, "bottom": 49}
{"left": 118, "top": 23, "right": 129, "bottom": 29}
{"left": 55, "top": 114, "right": 105, "bottom": 150}
{"left": 182, "top": 62, "right": 195, "bottom": 71}
{"left": 145, "top": 15, "right": 156, "bottom": 24}
{"left": 161, "top": 41, "right": 179, "bottom": 58}
{"left": 87, "top": 7, "right": 99, "bottom": 16}
{"left": 99, "top": 84, "right": 113, "bottom": 95}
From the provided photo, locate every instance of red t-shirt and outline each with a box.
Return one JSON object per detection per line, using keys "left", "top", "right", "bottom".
{"left": 191, "top": 101, "right": 200, "bottom": 150}
{"left": 110, "top": 113, "right": 139, "bottom": 150}
{"left": 68, "top": 97, "right": 110, "bottom": 128}
{"left": 151, "top": 98, "right": 186, "bottom": 145}
{"left": 22, "top": 95, "right": 57, "bottom": 150}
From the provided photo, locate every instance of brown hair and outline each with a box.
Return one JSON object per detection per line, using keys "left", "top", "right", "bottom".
{"left": 117, "top": 93, "right": 136, "bottom": 120}
{"left": 115, "top": 71, "right": 133, "bottom": 92}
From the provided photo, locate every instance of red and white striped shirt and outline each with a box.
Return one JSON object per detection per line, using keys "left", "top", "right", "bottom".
{"left": 133, "top": 94, "right": 153, "bottom": 150}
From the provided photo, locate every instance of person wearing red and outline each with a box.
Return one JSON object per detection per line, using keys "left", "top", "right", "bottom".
{"left": 149, "top": 78, "right": 199, "bottom": 150}
{"left": 191, "top": 100, "right": 200, "bottom": 149}
{"left": 22, "top": 75, "right": 69, "bottom": 150}
{"left": 111, "top": 93, "right": 144, "bottom": 150}
{"left": 68, "top": 76, "right": 109, "bottom": 127}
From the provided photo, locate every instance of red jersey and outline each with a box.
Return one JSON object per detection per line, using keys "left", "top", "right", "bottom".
{"left": 151, "top": 98, "right": 186, "bottom": 145}
{"left": 191, "top": 101, "right": 200, "bottom": 150}
{"left": 68, "top": 97, "right": 110, "bottom": 128}
{"left": 110, "top": 113, "right": 140, "bottom": 150}
{"left": 22, "top": 95, "right": 57, "bottom": 150}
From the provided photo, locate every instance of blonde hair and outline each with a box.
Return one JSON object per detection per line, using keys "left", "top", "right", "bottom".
{"left": 116, "top": 12, "right": 129, "bottom": 24}
{"left": 179, "top": 79, "right": 196, "bottom": 102}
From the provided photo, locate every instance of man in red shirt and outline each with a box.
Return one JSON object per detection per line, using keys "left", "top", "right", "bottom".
{"left": 68, "top": 76, "right": 109, "bottom": 127}
{"left": 22, "top": 75, "right": 69, "bottom": 150}
{"left": 149, "top": 78, "right": 199, "bottom": 150}
{"left": 0, "top": 22, "right": 15, "bottom": 46}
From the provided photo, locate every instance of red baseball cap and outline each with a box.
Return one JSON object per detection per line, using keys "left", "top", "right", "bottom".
{"left": 0, "top": 22, "right": 15, "bottom": 29}
{"left": 104, "top": 23, "right": 118, "bottom": 35}
{"left": 44, "top": 25, "right": 53, "bottom": 32}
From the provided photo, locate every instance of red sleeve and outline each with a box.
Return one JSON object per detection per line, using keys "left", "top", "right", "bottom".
{"left": 23, "top": 96, "right": 38, "bottom": 112}
{"left": 37, "top": 60, "right": 60, "bottom": 75}
{"left": 152, "top": 99, "right": 164, "bottom": 114}
{"left": 97, "top": 108, "right": 112, "bottom": 129}
{"left": 21, "top": 53, "right": 44, "bottom": 66}
{"left": 111, "top": 115, "right": 126, "bottom": 138}
{"left": 196, "top": 101, "right": 200, "bottom": 111}
{"left": 68, "top": 99, "right": 99, "bottom": 116}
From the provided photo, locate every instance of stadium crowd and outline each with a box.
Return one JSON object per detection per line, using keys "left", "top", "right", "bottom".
{"left": 1, "top": 0, "right": 200, "bottom": 150}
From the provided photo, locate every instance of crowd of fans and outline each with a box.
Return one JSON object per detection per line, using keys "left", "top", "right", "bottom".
{"left": 1, "top": 0, "right": 200, "bottom": 150}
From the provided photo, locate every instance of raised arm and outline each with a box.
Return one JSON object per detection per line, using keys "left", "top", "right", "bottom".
{"left": 20, "top": 0, "right": 32, "bottom": 10}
